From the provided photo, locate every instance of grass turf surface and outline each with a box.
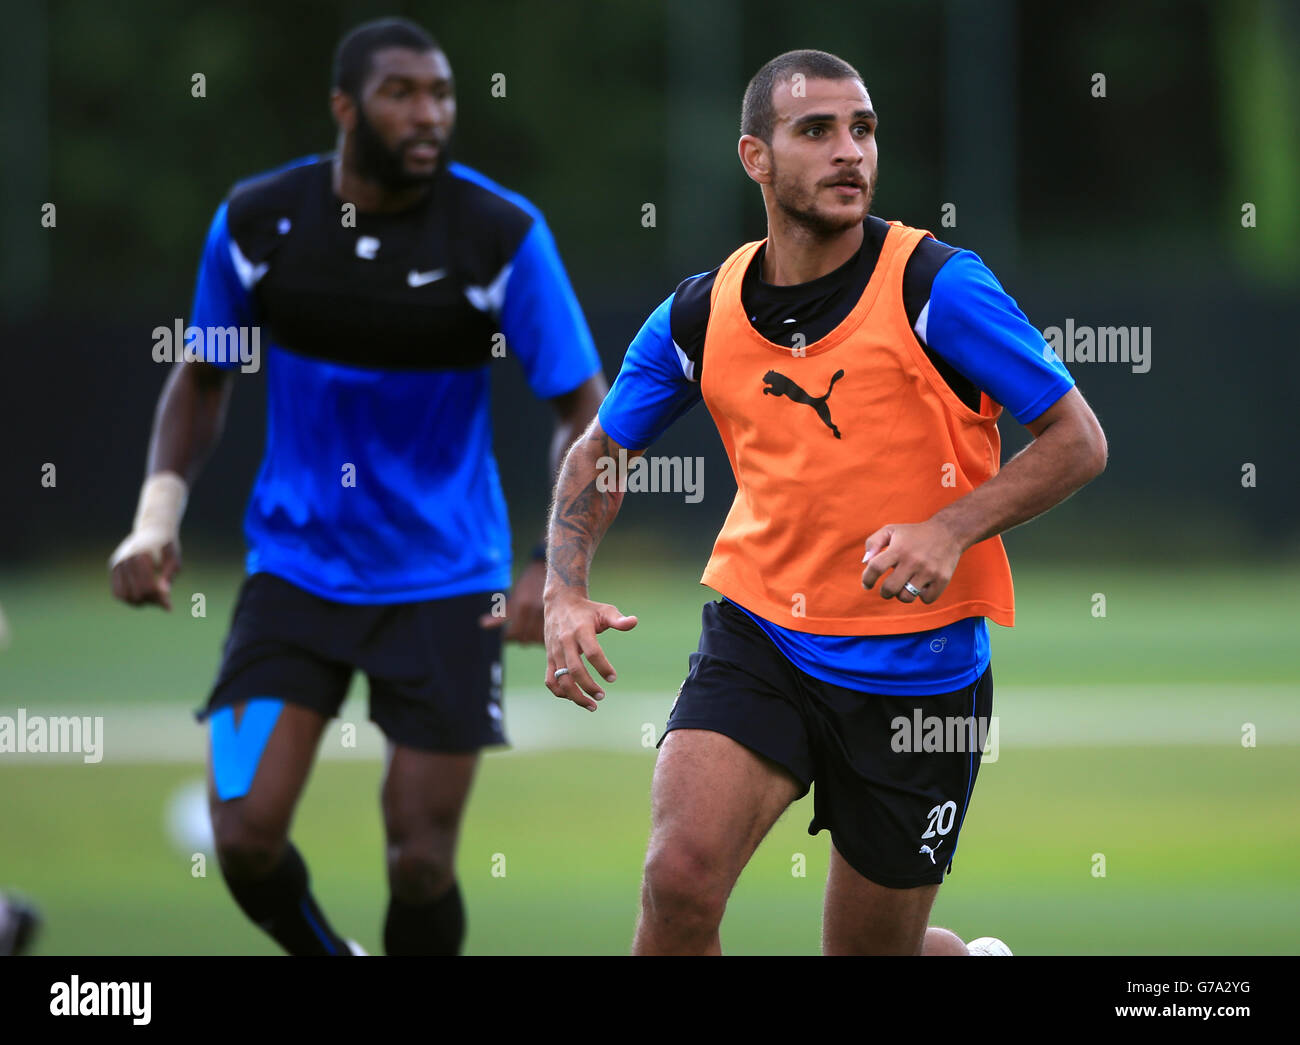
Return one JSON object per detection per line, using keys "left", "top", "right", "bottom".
{"left": 4, "top": 745, "right": 1297, "bottom": 955}
{"left": 1, "top": 555, "right": 1297, "bottom": 954}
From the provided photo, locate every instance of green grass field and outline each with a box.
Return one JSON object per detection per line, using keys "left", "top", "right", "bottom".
{"left": 1, "top": 552, "right": 1297, "bottom": 955}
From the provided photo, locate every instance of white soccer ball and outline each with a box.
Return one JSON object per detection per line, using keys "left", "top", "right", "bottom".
{"left": 164, "top": 778, "right": 214, "bottom": 855}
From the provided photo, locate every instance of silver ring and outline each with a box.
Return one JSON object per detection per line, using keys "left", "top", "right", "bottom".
{"left": 553, "top": 668, "right": 570, "bottom": 679}
{"left": 903, "top": 582, "right": 923, "bottom": 597}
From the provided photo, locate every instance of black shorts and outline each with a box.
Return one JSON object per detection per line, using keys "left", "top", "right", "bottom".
{"left": 662, "top": 599, "right": 994, "bottom": 889}
{"left": 197, "top": 572, "right": 507, "bottom": 753}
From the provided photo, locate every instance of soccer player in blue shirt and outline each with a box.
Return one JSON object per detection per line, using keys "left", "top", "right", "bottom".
{"left": 109, "top": 18, "right": 604, "bottom": 955}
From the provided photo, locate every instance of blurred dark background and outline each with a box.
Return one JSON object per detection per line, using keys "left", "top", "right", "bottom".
{"left": 2, "top": 0, "right": 1297, "bottom": 570}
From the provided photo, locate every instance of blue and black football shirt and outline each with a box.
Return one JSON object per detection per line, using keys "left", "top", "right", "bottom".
{"left": 190, "top": 155, "right": 601, "bottom": 603}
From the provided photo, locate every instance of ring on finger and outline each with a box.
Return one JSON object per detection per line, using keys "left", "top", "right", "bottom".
{"left": 553, "top": 667, "right": 570, "bottom": 680}
{"left": 903, "top": 582, "right": 923, "bottom": 597}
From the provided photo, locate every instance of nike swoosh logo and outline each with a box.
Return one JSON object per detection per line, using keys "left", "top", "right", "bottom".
{"left": 407, "top": 268, "right": 447, "bottom": 287}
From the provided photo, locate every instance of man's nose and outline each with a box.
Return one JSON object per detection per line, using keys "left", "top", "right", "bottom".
{"left": 832, "top": 126, "right": 864, "bottom": 162}
{"left": 412, "top": 92, "right": 440, "bottom": 128}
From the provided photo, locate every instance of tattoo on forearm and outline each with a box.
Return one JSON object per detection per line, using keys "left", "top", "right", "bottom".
{"left": 547, "top": 430, "right": 621, "bottom": 591}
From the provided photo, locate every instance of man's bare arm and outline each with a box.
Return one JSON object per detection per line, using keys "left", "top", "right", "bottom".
{"left": 545, "top": 420, "right": 629, "bottom": 595}
{"left": 148, "top": 359, "right": 235, "bottom": 482}
{"left": 546, "top": 376, "right": 608, "bottom": 511}
{"left": 110, "top": 359, "right": 235, "bottom": 609}
{"left": 934, "top": 386, "right": 1107, "bottom": 550}
{"left": 542, "top": 419, "right": 640, "bottom": 709}
{"left": 483, "top": 373, "right": 608, "bottom": 643}
{"left": 862, "top": 387, "right": 1107, "bottom": 601}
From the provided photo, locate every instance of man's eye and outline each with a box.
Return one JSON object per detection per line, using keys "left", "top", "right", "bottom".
{"left": 805, "top": 126, "right": 824, "bottom": 137}
{"left": 855, "top": 124, "right": 874, "bottom": 136}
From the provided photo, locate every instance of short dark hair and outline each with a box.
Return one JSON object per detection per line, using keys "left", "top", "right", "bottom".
{"left": 332, "top": 17, "right": 440, "bottom": 97}
{"left": 740, "top": 50, "right": 865, "bottom": 142}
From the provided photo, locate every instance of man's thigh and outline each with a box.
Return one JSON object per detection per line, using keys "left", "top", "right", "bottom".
{"left": 810, "top": 664, "right": 995, "bottom": 890}
{"left": 647, "top": 728, "right": 802, "bottom": 891}
{"left": 200, "top": 573, "right": 354, "bottom": 847}
{"left": 648, "top": 600, "right": 817, "bottom": 887}
{"left": 207, "top": 701, "right": 330, "bottom": 853}
{"left": 813, "top": 666, "right": 994, "bottom": 952}
{"left": 199, "top": 572, "right": 356, "bottom": 726}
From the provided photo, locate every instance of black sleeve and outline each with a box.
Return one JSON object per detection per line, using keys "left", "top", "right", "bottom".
{"left": 902, "top": 237, "right": 981, "bottom": 412}
{"left": 667, "top": 267, "right": 719, "bottom": 382}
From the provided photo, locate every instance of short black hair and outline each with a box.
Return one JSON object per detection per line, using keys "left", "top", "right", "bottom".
{"left": 740, "top": 50, "right": 865, "bottom": 142}
{"left": 332, "top": 17, "right": 441, "bottom": 97}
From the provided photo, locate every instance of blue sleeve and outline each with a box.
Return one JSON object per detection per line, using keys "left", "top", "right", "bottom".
{"left": 925, "top": 252, "right": 1075, "bottom": 424}
{"left": 500, "top": 219, "right": 601, "bottom": 399}
{"left": 597, "top": 293, "right": 702, "bottom": 451}
{"left": 189, "top": 202, "right": 257, "bottom": 369}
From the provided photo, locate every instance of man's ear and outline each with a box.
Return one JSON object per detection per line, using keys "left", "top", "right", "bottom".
{"left": 330, "top": 88, "right": 356, "bottom": 133}
{"left": 738, "top": 134, "right": 773, "bottom": 185}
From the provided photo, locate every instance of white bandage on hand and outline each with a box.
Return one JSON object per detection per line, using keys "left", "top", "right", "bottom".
{"left": 109, "top": 471, "right": 189, "bottom": 568}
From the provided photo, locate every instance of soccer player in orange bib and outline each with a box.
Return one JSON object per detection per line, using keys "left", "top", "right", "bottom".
{"left": 543, "top": 50, "right": 1106, "bottom": 955}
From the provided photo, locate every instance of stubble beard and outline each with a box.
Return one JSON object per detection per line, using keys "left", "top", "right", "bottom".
{"left": 771, "top": 160, "right": 877, "bottom": 239}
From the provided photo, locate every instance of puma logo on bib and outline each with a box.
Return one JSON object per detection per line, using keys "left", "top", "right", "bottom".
{"left": 762, "top": 369, "right": 845, "bottom": 438}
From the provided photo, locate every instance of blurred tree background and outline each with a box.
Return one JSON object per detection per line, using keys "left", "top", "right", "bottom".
{"left": 2, "top": 0, "right": 1296, "bottom": 568}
